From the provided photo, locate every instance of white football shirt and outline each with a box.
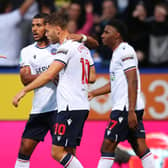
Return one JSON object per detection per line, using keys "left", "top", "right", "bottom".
{"left": 20, "top": 42, "right": 60, "bottom": 114}
{"left": 109, "top": 42, "right": 144, "bottom": 111}
{"left": 53, "top": 40, "right": 94, "bottom": 112}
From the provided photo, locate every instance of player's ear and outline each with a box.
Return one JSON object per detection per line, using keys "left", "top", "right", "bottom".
{"left": 115, "top": 32, "right": 121, "bottom": 39}
{"left": 55, "top": 26, "right": 62, "bottom": 32}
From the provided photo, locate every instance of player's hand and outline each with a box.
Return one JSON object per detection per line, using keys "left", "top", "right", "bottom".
{"left": 67, "top": 34, "right": 83, "bottom": 42}
{"left": 88, "top": 91, "right": 94, "bottom": 101}
{"left": 12, "top": 90, "right": 26, "bottom": 107}
{"left": 128, "top": 111, "right": 138, "bottom": 130}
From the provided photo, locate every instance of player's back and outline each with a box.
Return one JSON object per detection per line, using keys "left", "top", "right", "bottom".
{"left": 55, "top": 40, "right": 94, "bottom": 112}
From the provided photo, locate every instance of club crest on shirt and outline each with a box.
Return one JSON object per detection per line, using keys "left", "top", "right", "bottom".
{"left": 51, "top": 48, "right": 57, "bottom": 55}
{"left": 110, "top": 72, "right": 115, "bottom": 81}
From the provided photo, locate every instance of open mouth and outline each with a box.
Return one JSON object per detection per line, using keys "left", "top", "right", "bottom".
{"left": 33, "top": 33, "right": 39, "bottom": 37}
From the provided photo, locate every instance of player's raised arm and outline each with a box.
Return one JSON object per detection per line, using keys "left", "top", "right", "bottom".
{"left": 68, "top": 34, "right": 99, "bottom": 49}
{"left": 83, "top": 35, "right": 99, "bottom": 49}
{"left": 19, "top": 0, "right": 35, "bottom": 16}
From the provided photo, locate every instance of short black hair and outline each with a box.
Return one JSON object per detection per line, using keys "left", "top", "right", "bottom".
{"left": 33, "top": 13, "right": 49, "bottom": 20}
{"left": 107, "top": 19, "right": 128, "bottom": 41}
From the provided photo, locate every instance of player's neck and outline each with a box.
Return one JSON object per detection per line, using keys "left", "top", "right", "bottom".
{"left": 112, "top": 39, "right": 123, "bottom": 51}
{"left": 59, "top": 30, "right": 69, "bottom": 44}
{"left": 36, "top": 40, "right": 49, "bottom": 48}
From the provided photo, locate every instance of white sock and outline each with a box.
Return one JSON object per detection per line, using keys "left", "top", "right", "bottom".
{"left": 141, "top": 151, "right": 155, "bottom": 168}
{"left": 65, "top": 156, "right": 83, "bottom": 168}
{"left": 15, "top": 158, "right": 30, "bottom": 168}
{"left": 60, "top": 153, "right": 83, "bottom": 168}
{"left": 97, "top": 156, "right": 114, "bottom": 168}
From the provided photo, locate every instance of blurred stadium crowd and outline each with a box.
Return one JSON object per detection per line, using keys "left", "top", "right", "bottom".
{"left": 0, "top": 0, "right": 168, "bottom": 69}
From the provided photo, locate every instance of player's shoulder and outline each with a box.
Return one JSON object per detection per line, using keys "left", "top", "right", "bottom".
{"left": 118, "top": 42, "right": 136, "bottom": 57}
{"left": 61, "top": 40, "right": 78, "bottom": 48}
{"left": 56, "top": 40, "right": 75, "bottom": 54}
{"left": 56, "top": 40, "right": 89, "bottom": 56}
{"left": 64, "top": 40, "right": 84, "bottom": 49}
{"left": 66, "top": 40, "right": 90, "bottom": 52}
{"left": 21, "top": 42, "right": 36, "bottom": 53}
{"left": 118, "top": 42, "right": 134, "bottom": 52}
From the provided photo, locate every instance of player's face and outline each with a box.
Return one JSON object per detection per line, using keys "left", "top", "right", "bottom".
{"left": 45, "top": 24, "right": 60, "bottom": 44}
{"left": 32, "top": 18, "right": 46, "bottom": 41}
{"left": 101, "top": 25, "right": 119, "bottom": 47}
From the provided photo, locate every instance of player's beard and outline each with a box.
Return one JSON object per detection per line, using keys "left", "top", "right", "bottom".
{"left": 48, "top": 36, "right": 59, "bottom": 44}
{"left": 37, "top": 36, "right": 49, "bottom": 43}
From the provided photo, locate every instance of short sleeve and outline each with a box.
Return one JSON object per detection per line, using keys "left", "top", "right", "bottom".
{"left": 19, "top": 48, "right": 30, "bottom": 67}
{"left": 120, "top": 47, "right": 137, "bottom": 72}
{"left": 54, "top": 47, "right": 70, "bottom": 65}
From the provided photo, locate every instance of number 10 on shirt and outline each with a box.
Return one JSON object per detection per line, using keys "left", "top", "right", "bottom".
{"left": 80, "top": 58, "right": 89, "bottom": 84}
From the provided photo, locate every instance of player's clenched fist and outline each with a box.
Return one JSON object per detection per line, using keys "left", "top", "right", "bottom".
{"left": 12, "top": 90, "right": 26, "bottom": 107}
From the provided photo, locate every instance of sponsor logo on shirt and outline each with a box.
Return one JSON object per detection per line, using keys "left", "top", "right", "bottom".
{"left": 35, "top": 65, "right": 50, "bottom": 74}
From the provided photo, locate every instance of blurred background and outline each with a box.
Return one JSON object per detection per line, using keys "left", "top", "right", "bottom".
{"left": 0, "top": 0, "right": 168, "bottom": 167}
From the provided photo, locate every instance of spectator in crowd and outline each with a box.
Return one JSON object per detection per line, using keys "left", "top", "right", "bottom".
{"left": 132, "top": 2, "right": 168, "bottom": 67}
{"left": 67, "top": 19, "right": 78, "bottom": 34}
{"left": 11, "top": 0, "right": 56, "bottom": 13}
{"left": 0, "top": 0, "right": 35, "bottom": 67}
{"left": 67, "top": 2, "right": 93, "bottom": 35}
{"left": 67, "top": 1, "right": 85, "bottom": 28}
{"left": 38, "top": 0, "right": 56, "bottom": 14}
{"left": 128, "top": 1, "right": 149, "bottom": 67}
{"left": 148, "top": 2, "right": 168, "bottom": 67}
{"left": 112, "top": 0, "right": 131, "bottom": 21}
{"left": 66, "top": 1, "right": 93, "bottom": 35}
{"left": 90, "top": 0, "right": 118, "bottom": 67}
{"left": 114, "top": 0, "right": 154, "bottom": 22}
{"left": 91, "top": 0, "right": 117, "bottom": 42}
{"left": 66, "top": 1, "right": 102, "bottom": 67}
{"left": 21, "top": 2, "right": 38, "bottom": 48}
